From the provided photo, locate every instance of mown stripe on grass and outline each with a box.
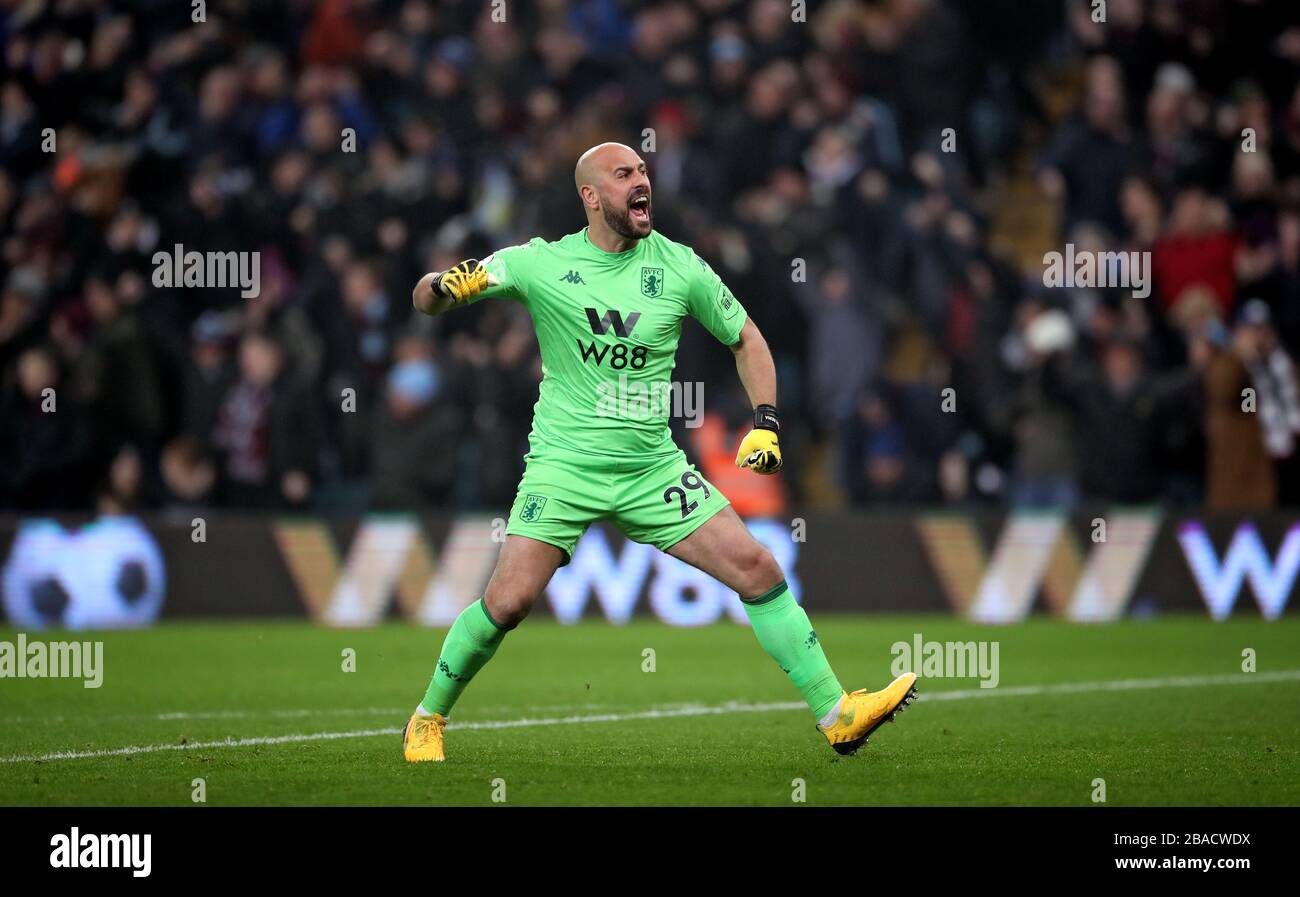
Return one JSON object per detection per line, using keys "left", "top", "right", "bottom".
{"left": 3, "top": 670, "right": 1297, "bottom": 764}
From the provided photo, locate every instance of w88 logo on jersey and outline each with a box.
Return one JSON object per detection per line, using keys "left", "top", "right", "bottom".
{"left": 579, "top": 308, "right": 649, "bottom": 368}
{"left": 577, "top": 339, "right": 648, "bottom": 369}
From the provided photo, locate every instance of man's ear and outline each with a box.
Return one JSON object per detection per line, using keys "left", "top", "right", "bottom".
{"left": 579, "top": 184, "right": 600, "bottom": 210}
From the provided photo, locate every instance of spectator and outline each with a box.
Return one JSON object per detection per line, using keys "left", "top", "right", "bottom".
{"left": 1007, "top": 306, "right": 1080, "bottom": 508}
{"left": 211, "top": 331, "right": 320, "bottom": 509}
{"left": 1204, "top": 318, "right": 1275, "bottom": 511}
{"left": 370, "top": 335, "right": 461, "bottom": 509}
{"left": 1152, "top": 188, "right": 1238, "bottom": 314}
{"left": 1040, "top": 56, "right": 1135, "bottom": 238}
{"left": 70, "top": 276, "right": 164, "bottom": 459}
{"left": 1237, "top": 300, "right": 1300, "bottom": 504}
{"left": 183, "top": 311, "right": 237, "bottom": 444}
{"left": 0, "top": 345, "right": 92, "bottom": 509}
{"left": 858, "top": 387, "right": 909, "bottom": 502}
{"left": 159, "top": 435, "right": 217, "bottom": 513}
{"left": 97, "top": 444, "right": 150, "bottom": 515}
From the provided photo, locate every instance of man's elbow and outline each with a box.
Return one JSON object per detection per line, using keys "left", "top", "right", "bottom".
{"left": 731, "top": 318, "right": 764, "bottom": 354}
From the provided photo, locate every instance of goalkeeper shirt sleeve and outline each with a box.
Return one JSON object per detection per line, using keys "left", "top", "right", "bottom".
{"left": 471, "top": 239, "right": 543, "bottom": 305}
{"left": 686, "top": 252, "right": 747, "bottom": 346}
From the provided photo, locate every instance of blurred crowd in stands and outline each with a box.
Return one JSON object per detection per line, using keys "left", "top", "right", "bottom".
{"left": 2, "top": 0, "right": 1300, "bottom": 515}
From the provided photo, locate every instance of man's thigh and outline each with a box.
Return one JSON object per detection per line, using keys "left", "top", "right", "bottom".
{"left": 663, "top": 504, "right": 781, "bottom": 597}
{"left": 483, "top": 534, "right": 566, "bottom": 623}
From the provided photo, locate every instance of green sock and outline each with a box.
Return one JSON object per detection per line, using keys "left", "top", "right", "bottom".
{"left": 741, "top": 581, "right": 843, "bottom": 720}
{"left": 419, "top": 598, "right": 511, "bottom": 717}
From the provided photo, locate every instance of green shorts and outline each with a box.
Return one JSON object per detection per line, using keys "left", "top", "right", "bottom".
{"left": 505, "top": 446, "right": 730, "bottom": 563}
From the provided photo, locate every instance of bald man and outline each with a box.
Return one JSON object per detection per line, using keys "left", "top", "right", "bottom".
{"left": 405, "top": 142, "right": 916, "bottom": 762}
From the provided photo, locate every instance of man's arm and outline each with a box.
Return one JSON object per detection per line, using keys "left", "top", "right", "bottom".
{"left": 412, "top": 271, "right": 454, "bottom": 316}
{"left": 683, "top": 254, "right": 779, "bottom": 473}
{"left": 730, "top": 317, "right": 783, "bottom": 474}
{"left": 411, "top": 259, "right": 493, "bottom": 316}
{"left": 730, "top": 316, "right": 776, "bottom": 406}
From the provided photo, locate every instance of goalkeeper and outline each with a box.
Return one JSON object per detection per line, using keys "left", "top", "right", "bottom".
{"left": 403, "top": 143, "right": 916, "bottom": 762}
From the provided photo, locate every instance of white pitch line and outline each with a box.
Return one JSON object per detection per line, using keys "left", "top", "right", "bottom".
{"left": 151, "top": 700, "right": 624, "bottom": 721}
{"left": 0, "top": 702, "right": 802, "bottom": 764}
{"left": 2, "top": 670, "right": 1297, "bottom": 765}
{"left": 915, "top": 669, "right": 1300, "bottom": 701}
{"left": 0, "top": 701, "right": 626, "bottom": 725}
{"left": 157, "top": 707, "right": 401, "bottom": 721}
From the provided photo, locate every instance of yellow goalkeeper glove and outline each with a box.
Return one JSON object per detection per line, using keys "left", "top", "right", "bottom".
{"left": 432, "top": 258, "right": 490, "bottom": 304}
{"left": 735, "top": 404, "right": 783, "bottom": 475}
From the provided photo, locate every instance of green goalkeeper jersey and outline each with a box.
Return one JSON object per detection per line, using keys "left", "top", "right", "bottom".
{"left": 470, "top": 228, "right": 748, "bottom": 458}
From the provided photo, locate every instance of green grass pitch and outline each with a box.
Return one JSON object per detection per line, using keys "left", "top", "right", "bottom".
{"left": 1, "top": 616, "right": 1298, "bottom": 806}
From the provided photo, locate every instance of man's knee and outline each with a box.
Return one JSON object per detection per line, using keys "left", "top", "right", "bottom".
{"left": 483, "top": 581, "right": 541, "bottom": 628}
{"left": 483, "top": 536, "right": 564, "bottom": 627}
{"left": 736, "top": 543, "right": 783, "bottom": 597}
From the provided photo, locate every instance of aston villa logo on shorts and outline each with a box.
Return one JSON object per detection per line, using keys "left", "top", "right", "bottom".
{"left": 641, "top": 267, "right": 664, "bottom": 298}
{"left": 520, "top": 494, "right": 548, "bottom": 522}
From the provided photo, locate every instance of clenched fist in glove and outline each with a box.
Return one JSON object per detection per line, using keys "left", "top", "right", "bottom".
{"left": 432, "top": 259, "right": 491, "bottom": 304}
{"left": 735, "top": 404, "right": 783, "bottom": 475}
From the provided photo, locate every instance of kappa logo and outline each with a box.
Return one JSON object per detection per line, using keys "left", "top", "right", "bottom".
{"left": 520, "top": 494, "right": 548, "bottom": 522}
{"left": 559, "top": 270, "right": 586, "bottom": 285}
{"left": 584, "top": 308, "right": 641, "bottom": 338}
{"left": 640, "top": 266, "right": 664, "bottom": 298}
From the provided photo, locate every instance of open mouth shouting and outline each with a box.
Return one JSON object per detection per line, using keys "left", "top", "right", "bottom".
{"left": 629, "top": 190, "right": 652, "bottom": 226}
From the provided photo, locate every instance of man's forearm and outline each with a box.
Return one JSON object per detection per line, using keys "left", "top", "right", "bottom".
{"left": 730, "top": 316, "right": 783, "bottom": 474}
{"left": 731, "top": 317, "right": 777, "bottom": 408}
{"left": 412, "top": 272, "right": 455, "bottom": 316}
